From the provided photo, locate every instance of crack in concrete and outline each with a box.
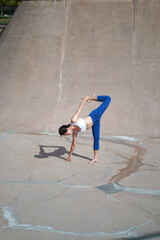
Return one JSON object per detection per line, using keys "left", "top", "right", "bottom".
{"left": 0, "top": 131, "right": 16, "bottom": 148}
{"left": 106, "top": 191, "right": 160, "bottom": 223}
{"left": 28, "top": 172, "right": 33, "bottom": 182}
{"left": 0, "top": 206, "right": 140, "bottom": 237}
{"left": 97, "top": 183, "right": 160, "bottom": 196}
{"left": 29, "top": 189, "right": 68, "bottom": 205}
{"left": 0, "top": 179, "right": 93, "bottom": 189}
{"left": 56, "top": 173, "right": 77, "bottom": 183}
{"left": 0, "top": 131, "right": 16, "bottom": 141}
{"left": 0, "top": 180, "right": 160, "bottom": 197}
{"left": 1, "top": 207, "right": 156, "bottom": 238}
{"left": 126, "top": 201, "right": 160, "bottom": 225}
{"left": 108, "top": 193, "right": 160, "bottom": 225}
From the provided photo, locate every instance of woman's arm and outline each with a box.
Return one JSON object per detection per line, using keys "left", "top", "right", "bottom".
{"left": 71, "top": 98, "right": 86, "bottom": 123}
{"left": 71, "top": 96, "right": 97, "bottom": 123}
{"left": 66, "top": 132, "right": 77, "bottom": 162}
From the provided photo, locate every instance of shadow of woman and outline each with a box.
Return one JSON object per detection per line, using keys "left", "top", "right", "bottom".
{"left": 34, "top": 145, "right": 91, "bottom": 161}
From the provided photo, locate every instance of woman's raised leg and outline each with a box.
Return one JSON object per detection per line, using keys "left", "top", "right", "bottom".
{"left": 89, "top": 95, "right": 111, "bottom": 124}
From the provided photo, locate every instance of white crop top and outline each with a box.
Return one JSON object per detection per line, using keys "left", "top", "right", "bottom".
{"left": 71, "top": 118, "right": 86, "bottom": 133}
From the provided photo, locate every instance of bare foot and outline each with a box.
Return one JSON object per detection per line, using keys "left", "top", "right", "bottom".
{"left": 88, "top": 159, "right": 99, "bottom": 164}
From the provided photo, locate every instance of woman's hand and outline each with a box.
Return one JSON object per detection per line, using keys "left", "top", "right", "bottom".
{"left": 65, "top": 156, "right": 72, "bottom": 162}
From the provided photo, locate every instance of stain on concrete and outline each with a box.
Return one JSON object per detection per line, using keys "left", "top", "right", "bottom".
{"left": 108, "top": 138, "right": 147, "bottom": 183}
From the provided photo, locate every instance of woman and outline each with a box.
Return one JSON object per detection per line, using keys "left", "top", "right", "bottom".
{"left": 59, "top": 95, "right": 111, "bottom": 163}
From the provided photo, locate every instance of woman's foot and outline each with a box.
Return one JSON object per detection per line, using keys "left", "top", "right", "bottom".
{"left": 88, "top": 159, "right": 99, "bottom": 164}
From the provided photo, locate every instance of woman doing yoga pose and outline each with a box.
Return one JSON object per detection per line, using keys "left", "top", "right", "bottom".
{"left": 59, "top": 95, "right": 111, "bottom": 163}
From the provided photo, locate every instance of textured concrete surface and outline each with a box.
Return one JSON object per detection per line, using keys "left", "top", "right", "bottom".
{"left": 0, "top": 0, "right": 160, "bottom": 240}
{"left": 0, "top": 0, "right": 160, "bottom": 136}
{"left": 0, "top": 132, "right": 160, "bottom": 240}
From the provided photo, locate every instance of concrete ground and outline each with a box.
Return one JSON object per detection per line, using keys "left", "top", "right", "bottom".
{"left": 0, "top": 131, "right": 160, "bottom": 239}
{"left": 0, "top": 1, "right": 160, "bottom": 239}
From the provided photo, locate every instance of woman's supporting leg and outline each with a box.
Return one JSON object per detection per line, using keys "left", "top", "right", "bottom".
{"left": 88, "top": 150, "right": 99, "bottom": 164}
{"left": 92, "top": 120, "right": 100, "bottom": 150}
{"left": 88, "top": 120, "right": 100, "bottom": 163}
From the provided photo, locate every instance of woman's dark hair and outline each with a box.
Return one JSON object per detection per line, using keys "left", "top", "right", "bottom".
{"left": 59, "top": 124, "right": 71, "bottom": 135}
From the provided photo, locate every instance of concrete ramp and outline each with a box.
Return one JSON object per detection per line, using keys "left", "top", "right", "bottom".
{"left": 0, "top": 0, "right": 160, "bottom": 136}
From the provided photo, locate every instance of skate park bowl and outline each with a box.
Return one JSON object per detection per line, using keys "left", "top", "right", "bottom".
{"left": 0, "top": 0, "right": 160, "bottom": 239}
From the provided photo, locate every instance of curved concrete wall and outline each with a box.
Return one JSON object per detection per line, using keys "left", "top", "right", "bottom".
{"left": 0, "top": 0, "right": 160, "bottom": 136}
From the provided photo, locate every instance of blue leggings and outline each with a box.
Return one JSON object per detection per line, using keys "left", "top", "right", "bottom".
{"left": 89, "top": 95, "right": 111, "bottom": 150}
